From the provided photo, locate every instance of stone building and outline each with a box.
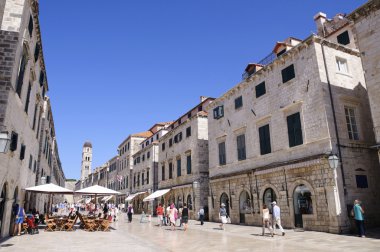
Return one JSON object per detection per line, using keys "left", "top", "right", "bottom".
{"left": 0, "top": 0, "right": 65, "bottom": 238}
{"left": 157, "top": 97, "right": 214, "bottom": 219}
{"left": 346, "top": 0, "right": 380, "bottom": 161}
{"left": 207, "top": 27, "right": 380, "bottom": 232}
{"left": 129, "top": 122, "right": 171, "bottom": 214}
{"left": 117, "top": 131, "right": 153, "bottom": 205}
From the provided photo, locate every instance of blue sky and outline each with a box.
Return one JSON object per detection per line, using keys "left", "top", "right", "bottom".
{"left": 38, "top": 0, "right": 366, "bottom": 179}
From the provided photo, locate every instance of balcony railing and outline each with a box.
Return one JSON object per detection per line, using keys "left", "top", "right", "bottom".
{"left": 242, "top": 52, "right": 276, "bottom": 80}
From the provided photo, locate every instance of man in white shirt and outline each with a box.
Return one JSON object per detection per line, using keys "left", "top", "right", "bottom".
{"left": 272, "top": 201, "right": 285, "bottom": 236}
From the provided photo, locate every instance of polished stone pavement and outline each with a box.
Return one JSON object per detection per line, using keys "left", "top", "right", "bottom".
{"left": 1, "top": 214, "right": 379, "bottom": 252}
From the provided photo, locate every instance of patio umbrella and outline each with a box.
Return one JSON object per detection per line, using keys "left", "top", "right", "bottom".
{"left": 75, "top": 185, "right": 120, "bottom": 210}
{"left": 25, "top": 183, "right": 74, "bottom": 213}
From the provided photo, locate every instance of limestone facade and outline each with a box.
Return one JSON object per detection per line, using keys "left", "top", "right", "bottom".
{"left": 207, "top": 34, "right": 380, "bottom": 233}
{"left": 157, "top": 97, "right": 214, "bottom": 219}
{"left": 80, "top": 142, "right": 92, "bottom": 181}
{"left": 0, "top": 0, "right": 65, "bottom": 238}
{"left": 347, "top": 0, "right": 380, "bottom": 155}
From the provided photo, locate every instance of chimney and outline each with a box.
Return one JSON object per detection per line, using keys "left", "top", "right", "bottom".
{"left": 314, "top": 12, "right": 327, "bottom": 36}
{"left": 200, "top": 96, "right": 208, "bottom": 102}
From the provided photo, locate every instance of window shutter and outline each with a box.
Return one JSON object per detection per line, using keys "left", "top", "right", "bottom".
{"left": 281, "top": 64, "right": 295, "bottom": 83}
{"left": 255, "top": 82, "right": 266, "bottom": 98}
{"left": 10, "top": 131, "right": 18, "bottom": 152}
{"left": 20, "top": 144, "right": 26, "bottom": 160}
{"left": 259, "top": 125, "right": 271, "bottom": 155}
{"left": 294, "top": 113, "right": 303, "bottom": 146}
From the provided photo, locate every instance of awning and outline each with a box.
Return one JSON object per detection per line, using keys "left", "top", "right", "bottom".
{"left": 102, "top": 195, "right": 115, "bottom": 202}
{"left": 143, "top": 189, "right": 170, "bottom": 202}
{"left": 125, "top": 192, "right": 146, "bottom": 202}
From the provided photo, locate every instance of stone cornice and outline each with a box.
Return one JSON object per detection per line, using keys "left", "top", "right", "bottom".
{"left": 347, "top": 0, "right": 380, "bottom": 22}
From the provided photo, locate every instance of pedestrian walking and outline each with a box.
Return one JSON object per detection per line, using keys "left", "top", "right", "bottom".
{"left": 182, "top": 203, "right": 189, "bottom": 231}
{"left": 219, "top": 203, "right": 228, "bottom": 230}
{"left": 262, "top": 204, "right": 273, "bottom": 237}
{"left": 156, "top": 204, "right": 164, "bottom": 226}
{"left": 166, "top": 204, "right": 171, "bottom": 226}
{"left": 271, "top": 201, "right": 285, "bottom": 236}
{"left": 13, "top": 204, "right": 25, "bottom": 236}
{"left": 178, "top": 205, "right": 183, "bottom": 227}
{"left": 353, "top": 199, "right": 365, "bottom": 237}
{"left": 198, "top": 206, "right": 205, "bottom": 225}
{"left": 169, "top": 203, "right": 178, "bottom": 231}
{"left": 127, "top": 204, "right": 134, "bottom": 223}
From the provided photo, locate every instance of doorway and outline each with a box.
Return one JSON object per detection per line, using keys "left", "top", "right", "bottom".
{"left": 293, "top": 184, "right": 313, "bottom": 228}
{"left": 220, "top": 193, "right": 230, "bottom": 216}
{"left": 239, "top": 191, "right": 251, "bottom": 224}
{"left": 0, "top": 183, "right": 7, "bottom": 238}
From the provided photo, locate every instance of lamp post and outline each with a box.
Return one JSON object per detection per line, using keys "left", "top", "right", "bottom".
{"left": 0, "top": 132, "right": 11, "bottom": 153}
{"left": 328, "top": 153, "right": 341, "bottom": 215}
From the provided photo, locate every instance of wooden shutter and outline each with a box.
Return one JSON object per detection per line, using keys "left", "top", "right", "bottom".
{"left": 259, "top": 124, "right": 271, "bottom": 155}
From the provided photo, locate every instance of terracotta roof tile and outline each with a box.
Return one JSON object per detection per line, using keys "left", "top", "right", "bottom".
{"left": 131, "top": 131, "right": 153, "bottom": 138}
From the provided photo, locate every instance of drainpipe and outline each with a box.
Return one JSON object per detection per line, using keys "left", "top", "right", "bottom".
{"left": 320, "top": 41, "right": 346, "bottom": 194}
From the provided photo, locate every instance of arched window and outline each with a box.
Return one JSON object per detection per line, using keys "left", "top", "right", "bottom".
{"left": 293, "top": 184, "right": 313, "bottom": 214}
{"left": 263, "top": 188, "right": 276, "bottom": 212}
{"left": 187, "top": 195, "right": 192, "bottom": 210}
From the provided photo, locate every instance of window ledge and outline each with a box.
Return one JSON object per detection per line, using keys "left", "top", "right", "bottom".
{"left": 336, "top": 71, "right": 352, "bottom": 78}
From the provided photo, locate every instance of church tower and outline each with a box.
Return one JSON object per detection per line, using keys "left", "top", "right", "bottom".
{"left": 81, "top": 142, "right": 92, "bottom": 181}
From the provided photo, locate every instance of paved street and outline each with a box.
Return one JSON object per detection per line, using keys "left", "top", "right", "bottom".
{"left": 1, "top": 214, "right": 379, "bottom": 252}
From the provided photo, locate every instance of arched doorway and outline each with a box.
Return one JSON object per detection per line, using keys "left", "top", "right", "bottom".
{"left": 177, "top": 196, "right": 183, "bottom": 208}
{"left": 9, "top": 187, "right": 18, "bottom": 234}
{"left": 263, "top": 188, "right": 276, "bottom": 213}
{"left": 293, "top": 184, "right": 313, "bottom": 228}
{"left": 0, "top": 184, "right": 7, "bottom": 238}
{"left": 239, "top": 191, "right": 252, "bottom": 224}
{"left": 220, "top": 193, "right": 230, "bottom": 216}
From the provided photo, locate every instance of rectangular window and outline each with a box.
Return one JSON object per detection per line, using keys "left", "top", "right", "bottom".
{"left": 177, "top": 158, "right": 181, "bottom": 177}
{"left": 29, "top": 155, "right": 33, "bottom": 169}
{"left": 174, "top": 135, "right": 178, "bottom": 143}
{"left": 356, "top": 175, "right": 368, "bottom": 188}
{"left": 187, "top": 112, "right": 191, "bottom": 119}
{"left": 33, "top": 160, "right": 37, "bottom": 173}
{"left": 10, "top": 131, "right": 18, "bottom": 152}
{"left": 186, "top": 127, "right": 191, "bottom": 137}
{"left": 20, "top": 144, "right": 26, "bottom": 160}
{"left": 281, "top": 64, "right": 295, "bottom": 83}
{"left": 39, "top": 71, "right": 45, "bottom": 87}
{"left": 255, "top": 81, "right": 266, "bottom": 98}
{"left": 28, "top": 15, "right": 33, "bottom": 37}
{"left": 162, "top": 142, "right": 166, "bottom": 151}
{"left": 147, "top": 170, "right": 149, "bottom": 184}
{"left": 287, "top": 112, "right": 303, "bottom": 147}
{"left": 24, "top": 83, "right": 32, "bottom": 113}
{"left": 337, "top": 31, "right": 350, "bottom": 45}
{"left": 162, "top": 165, "right": 165, "bottom": 180}
{"left": 169, "top": 138, "right": 173, "bottom": 147}
{"left": 345, "top": 107, "right": 359, "bottom": 140}
{"left": 142, "top": 173, "right": 145, "bottom": 185}
{"left": 235, "top": 96, "right": 243, "bottom": 109}
{"left": 237, "top": 134, "right": 246, "bottom": 161}
{"left": 169, "top": 162, "right": 173, "bottom": 179}
{"left": 147, "top": 151, "right": 150, "bottom": 159}
{"left": 34, "top": 44, "right": 40, "bottom": 62}
{"left": 218, "top": 142, "right": 226, "bottom": 165}
{"left": 336, "top": 57, "right": 348, "bottom": 73}
{"left": 127, "top": 142, "right": 130, "bottom": 150}
{"left": 137, "top": 174, "right": 140, "bottom": 186}
{"left": 156, "top": 135, "right": 159, "bottom": 140}
{"left": 259, "top": 124, "right": 271, "bottom": 155}
{"left": 198, "top": 106, "right": 202, "bottom": 112}
{"left": 32, "top": 104, "right": 38, "bottom": 130}
{"left": 142, "top": 154, "right": 145, "bottom": 161}
{"left": 213, "top": 105, "right": 224, "bottom": 119}
{"left": 16, "top": 52, "right": 28, "bottom": 97}
{"left": 186, "top": 155, "right": 191, "bottom": 174}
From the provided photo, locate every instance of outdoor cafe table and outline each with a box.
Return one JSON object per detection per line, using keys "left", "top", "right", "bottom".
{"left": 54, "top": 216, "right": 68, "bottom": 231}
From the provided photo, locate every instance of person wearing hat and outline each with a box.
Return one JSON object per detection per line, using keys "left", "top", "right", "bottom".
{"left": 219, "top": 203, "right": 228, "bottom": 230}
{"left": 271, "top": 201, "right": 285, "bottom": 236}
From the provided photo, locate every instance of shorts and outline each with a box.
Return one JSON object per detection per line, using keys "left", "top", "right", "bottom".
{"left": 182, "top": 216, "right": 189, "bottom": 223}
{"left": 221, "top": 216, "right": 227, "bottom": 224}
{"left": 15, "top": 217, "right": 24, "bottom": 224}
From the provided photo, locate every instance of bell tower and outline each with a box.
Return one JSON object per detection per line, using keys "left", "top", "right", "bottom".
{"left": 81, "top": 142, "right": 92, "bottom": 181}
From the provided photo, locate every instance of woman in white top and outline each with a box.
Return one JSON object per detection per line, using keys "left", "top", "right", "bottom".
{"left": 262, "top": 204, "right": 273, "bottom": 237}
{"left": 169, "top": 203, "right": 178, "bottom": 231}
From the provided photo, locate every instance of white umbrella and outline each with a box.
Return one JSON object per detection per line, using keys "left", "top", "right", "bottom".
{"left": 75, "top": 185, "right": 121, "bottom": 195}
{"left": 25, "top": 183, "right": 73, "bottom": 194}
{"left": 25, "top": 183, "right": 73, "bottom": 214}
{"left": 75, "top": 185, "right": 120, "bottom": 210}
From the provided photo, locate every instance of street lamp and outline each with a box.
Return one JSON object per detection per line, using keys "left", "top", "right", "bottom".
{"left": 328, "top": 154, "right": 339, "bottom": 169}
{"left": 0, "top": 132, "right": 11, "bottom": 153}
